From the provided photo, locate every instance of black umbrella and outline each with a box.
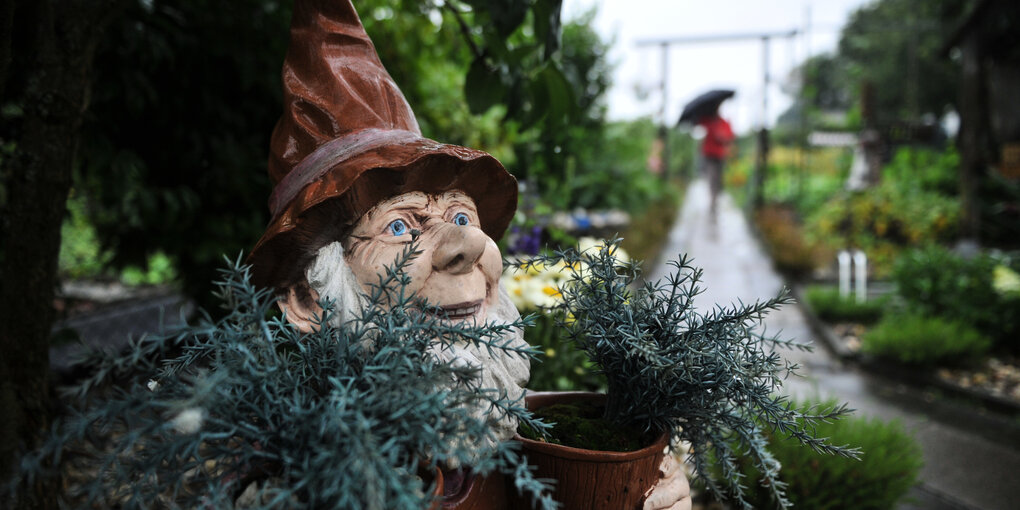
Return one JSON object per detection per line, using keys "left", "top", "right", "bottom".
{"left": 676, "top": 89, "right": 735, "bottom": 126}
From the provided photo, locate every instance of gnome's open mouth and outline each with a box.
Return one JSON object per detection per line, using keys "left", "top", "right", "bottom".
{"left": 425, "top": 300, "right": 484, "bottom": 321}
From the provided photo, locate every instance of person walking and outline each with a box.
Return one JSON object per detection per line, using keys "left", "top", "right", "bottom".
{"left": 698, "top": 110, "right": 734, "bottom": 217}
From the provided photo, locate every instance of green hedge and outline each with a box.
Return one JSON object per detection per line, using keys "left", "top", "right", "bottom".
{"left": 736, "top": 401, "right": 923, "bottom": 510}
{"left": 804, "top": 285, "right": 886, "bottom": 324}
{"left": 893, "top": 245, "right": 1020, "bottom": 353}
{"left": 862, "top": 313, "right": 991, "bottom": 366}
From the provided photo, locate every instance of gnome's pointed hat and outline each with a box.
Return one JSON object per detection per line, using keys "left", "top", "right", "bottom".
{"left": 249, "top": 0, "right": 517, "bottom": 289}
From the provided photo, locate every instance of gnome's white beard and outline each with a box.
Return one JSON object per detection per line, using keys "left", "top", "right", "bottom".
{"left": 305, "top": 241, "right": 369, "bottom": 328}
{"left": 306, "top": 242, "right": 530, "bottom": 454}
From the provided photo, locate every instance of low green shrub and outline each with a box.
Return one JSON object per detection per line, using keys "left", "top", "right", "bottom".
{"left": 861, "top": 313, "right": 992, "bottom": 366}
{"left": 893, "top": 245, "right": 1020, "bottom": 353}
{"left": 736, "top": 400, "right": 923, "bottom": 510}
{"left": 804, "top": 285, "right": 886, "bottom": 324}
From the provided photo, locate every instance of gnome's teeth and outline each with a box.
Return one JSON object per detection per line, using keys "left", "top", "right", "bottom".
{"left": 425, "top": 301, "right": 483, "bottom": 320}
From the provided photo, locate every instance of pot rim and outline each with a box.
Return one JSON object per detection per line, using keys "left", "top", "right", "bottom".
{"left": 516, "top": 391, "right": 670, "bottom": 463}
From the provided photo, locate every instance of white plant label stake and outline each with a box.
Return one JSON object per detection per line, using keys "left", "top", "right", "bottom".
{"left": 838, "top": 250, "right": 852, "bottom": 299}
{"left": 853, "top": 250, "right": 868, "bottom": 304}
{"left": 837, "top": 250, "right": 868, "bottom": 303}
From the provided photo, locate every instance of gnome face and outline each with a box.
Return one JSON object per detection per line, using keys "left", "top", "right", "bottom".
{"left": 247, "top": 0, "right": 516, "bottom": 293}
{"left": 345, "top": 190, "right": 502, "bottom": 324}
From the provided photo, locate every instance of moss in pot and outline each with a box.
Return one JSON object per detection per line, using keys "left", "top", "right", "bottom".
{"left": 520, "top": 399, "right": 653, "bottom": 452}
{"left": 512, "top": 239, "right": 861, "bottom": 509}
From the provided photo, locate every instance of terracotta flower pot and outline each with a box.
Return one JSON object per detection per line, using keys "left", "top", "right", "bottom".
{"left": 442, "top": 470, "right": 508, "bottom": 510}
{"left": 509, "top": 391, "right": 668, "bottom": 510}
{"left": 426, "top": 466, "right": 444, "bottom": 510}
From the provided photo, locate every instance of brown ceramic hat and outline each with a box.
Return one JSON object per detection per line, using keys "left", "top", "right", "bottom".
{"left": 248, "top": 0, "right": 517, "bottom": 289}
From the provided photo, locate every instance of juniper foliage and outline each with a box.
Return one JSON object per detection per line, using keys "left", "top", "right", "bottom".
{"left": 13, "top": 244, "right": 557, "bottom": 509}
{"left": 515, "top": 239, "right": 861, "bottom": 509}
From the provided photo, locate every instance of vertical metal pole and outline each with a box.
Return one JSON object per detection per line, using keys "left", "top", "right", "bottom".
{"left": 659, "top": 43, "right": 671, "bottom": 181}
{"left": 752, "top": 36, "right": 771, "bottom": 209}
{"left": 798, "top": 5, "right": 811, "bottom": 200}
{"left": 762, "top": 36, "right": 770, "bottom": 131}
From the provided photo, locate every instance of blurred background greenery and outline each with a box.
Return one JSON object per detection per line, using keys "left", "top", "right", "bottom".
{"left": 5, "top": 1, "right": 1020, "bottom": 507}
{"left": 37, "top": 0, "right": 1020, "bottom": 401}
{"left": 43, "top": 0, "right": 682, "bottom": 308}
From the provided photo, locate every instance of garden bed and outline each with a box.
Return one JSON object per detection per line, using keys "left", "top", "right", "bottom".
{"left": 827, "top": 319, "right": 1020, "bottom": 403}
{"left": 794, "top": 285, "right": 1020, "bottom": 415}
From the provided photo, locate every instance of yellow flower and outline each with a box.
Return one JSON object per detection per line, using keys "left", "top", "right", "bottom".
{"left": 578, "top": 237, "right": 630, "bottom": 265}
{"left": 993, "top": 265, "right": 1020, "bottom": 296}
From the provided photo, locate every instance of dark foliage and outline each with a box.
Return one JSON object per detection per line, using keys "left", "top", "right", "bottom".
{"left": 838, "top": 0, "right": 970, "bottom": 124}
{"left": 11, "top": 245, "right": 557, "bottom": 509}
{"left": 79, "top": 0, "right": 290, "bottom": 307}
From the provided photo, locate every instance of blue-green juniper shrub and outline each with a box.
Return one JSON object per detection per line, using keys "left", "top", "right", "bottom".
{"left": 512, "top": 239, "right": 861, "bottom": 510}
{"left": 11, "top": 244, "right": 557, "bottom": 509}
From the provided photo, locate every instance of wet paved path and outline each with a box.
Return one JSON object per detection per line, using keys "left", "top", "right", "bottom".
{"left": 649, "top": 179, "right": 1020, "bottom": 510}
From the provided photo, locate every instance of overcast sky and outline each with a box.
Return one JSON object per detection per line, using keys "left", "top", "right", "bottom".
{"left": 562, "top": 0, "right": 874, "bottom": 133}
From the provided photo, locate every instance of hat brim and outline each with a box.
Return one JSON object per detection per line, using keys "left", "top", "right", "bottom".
{"left": 248, "top": 136, "right": 517, "bottom": 289}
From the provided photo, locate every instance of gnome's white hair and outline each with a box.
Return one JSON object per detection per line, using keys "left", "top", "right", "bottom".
{"left": 304, "top": 241, "right": 369, "bottom": 328}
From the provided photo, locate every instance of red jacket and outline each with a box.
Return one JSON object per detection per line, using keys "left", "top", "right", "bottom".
{"left": 699, "top": 115, "right": 733, "bottom": 158}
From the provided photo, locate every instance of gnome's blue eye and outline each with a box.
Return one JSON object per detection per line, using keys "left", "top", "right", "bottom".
{"left": 388, "top": 219, "right": 408, "bottom": 236}
{"left": 453, "top": 213, "right": 470, "bottom": 226}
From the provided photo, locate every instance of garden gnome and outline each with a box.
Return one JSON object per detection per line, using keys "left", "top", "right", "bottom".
{"left": 247, "top": 1, "right": 688, "bottom": 507}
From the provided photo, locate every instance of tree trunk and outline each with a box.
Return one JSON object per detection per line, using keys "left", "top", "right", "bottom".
{"left": 957, "top": 35, "right": 985, "bottom": 241}
{"left": 0, "top": 1, "right": 123, "bottom": 507}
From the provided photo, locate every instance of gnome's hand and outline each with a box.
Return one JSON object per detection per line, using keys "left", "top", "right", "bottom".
{"left": 642, "top": 455, "right": 692, "bottom": 510}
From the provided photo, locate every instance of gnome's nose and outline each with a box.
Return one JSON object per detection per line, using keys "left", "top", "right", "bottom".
{"left": 432, "top": 223, "right": 487, "bottom": 275}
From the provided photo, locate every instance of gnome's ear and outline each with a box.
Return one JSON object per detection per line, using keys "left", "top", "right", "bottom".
{"left": 278, "top": 281, "right": 323, "bottom": 333}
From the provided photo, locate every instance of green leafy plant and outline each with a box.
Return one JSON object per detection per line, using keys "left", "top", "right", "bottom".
{"left": 119, "top": 252, "right": 178, "bottom": 286}
{"left": 893, "top": 245, "right": 1020, "bottom": 352}
{"left": 13, "top": 246, "right": 556, "bottom": 509}
{"left": 58, "top": 188, "right": 113, "bottom": 279}
{"left": 862, "top": 313, "right": 992, "bottom": 366}
{"left": 805, "top": 163, "right": 960, "bottom": 277}
{"left": 759, "top": 146, "right": 850, "bottom": 216}
{"left": 514, "top": 239, "right": 860, "bottom": 509}
{"left": 883, "top": 146, "right": 959, "bottom": 197}
{"left": 734, "top": 400, "right": 922, "bottom": 510}
{"left": 804, "top": 285, "right": 887, "bottom": 324}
